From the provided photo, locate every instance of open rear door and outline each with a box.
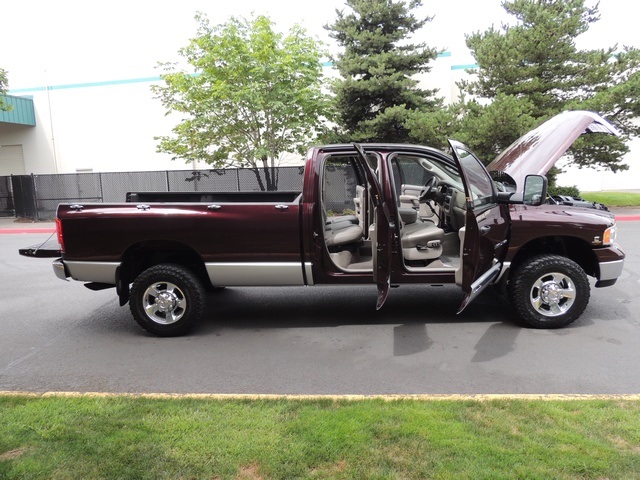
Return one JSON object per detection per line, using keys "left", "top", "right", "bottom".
{"left": 448, "top": 140, "right": 510, "bottom": 313}
{"left": 353, "top": 143, "right": 393, "bottom": 310}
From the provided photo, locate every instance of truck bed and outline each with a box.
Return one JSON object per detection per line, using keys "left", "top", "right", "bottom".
{"left": 126, "top": 191, "right": 302, "bottom": 203}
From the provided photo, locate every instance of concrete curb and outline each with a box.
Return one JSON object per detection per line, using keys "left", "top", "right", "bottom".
{"left": 617, "top": 215, "right": 640, "bottom": 222}
{"left": 1, "top": 391, "right": 640, "bottom": 401}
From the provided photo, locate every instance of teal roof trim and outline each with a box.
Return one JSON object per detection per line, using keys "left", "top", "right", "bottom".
{"left": 6, "top": 53, "right": 474, "bottom": 95}
{"left": 0, "top": 95, "right": 36, "bottom": 126}
{"left": 451, "top": 63, "right": 478, "bottom": 70}
{"left": 8, "top": 77, "right": 163, "bottom": 94}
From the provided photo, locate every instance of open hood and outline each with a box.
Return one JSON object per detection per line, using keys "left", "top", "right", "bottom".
{"left": 486, "top": 111, "right": 620, "bottom": 190}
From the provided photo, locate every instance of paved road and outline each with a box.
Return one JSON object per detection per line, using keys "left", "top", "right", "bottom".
{"left": 1, "top": 222, "right": 639, "bottom": 395}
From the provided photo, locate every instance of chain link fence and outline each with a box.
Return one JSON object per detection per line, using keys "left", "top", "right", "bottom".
{"left": 1, "top": 166, "right": 305, "bottom": 220}
{"left": 322, "top": 161, "right": 359, "bottom": 215}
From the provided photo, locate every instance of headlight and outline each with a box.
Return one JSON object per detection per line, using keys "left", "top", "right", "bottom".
{"left": 603, "top": 224, "right": 617, "bottom": 245}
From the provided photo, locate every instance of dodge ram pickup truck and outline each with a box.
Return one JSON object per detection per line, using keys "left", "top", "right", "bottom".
{"left": 20, "top": 111, "right": 626, "bottom": 336}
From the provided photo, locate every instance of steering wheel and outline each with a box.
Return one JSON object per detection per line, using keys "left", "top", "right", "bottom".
{"left": 419, "top": 176, "right": 437, "bottom": 202}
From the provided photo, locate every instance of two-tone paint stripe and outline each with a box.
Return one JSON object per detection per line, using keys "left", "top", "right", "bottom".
{"left": 1, "top": 214, "right": 638, "bottom": 235}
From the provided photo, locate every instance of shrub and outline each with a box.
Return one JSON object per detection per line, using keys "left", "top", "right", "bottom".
{"left": 548, "top": 185, "right": 581, "bottom": 198}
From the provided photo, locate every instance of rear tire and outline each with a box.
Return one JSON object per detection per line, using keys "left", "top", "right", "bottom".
{"left": 130, "top": 264, "right": 205, "bottom": 336}
{"left": 508, "top": 254, "right": 590, "bottom": 329}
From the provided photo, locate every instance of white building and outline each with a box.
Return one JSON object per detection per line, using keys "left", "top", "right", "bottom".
{"left": 1, "top": 53, "right": 638, "bottom": 191}
{"left": 0, "top": 77, "right": 196, "bottom": 175}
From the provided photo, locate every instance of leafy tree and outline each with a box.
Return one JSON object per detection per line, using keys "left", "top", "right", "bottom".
{"left": 326, "top": 0, "right": 443, "bottom": 143}
{"left": 153, "top": 14, "right": 330, "bottom": 191}
{"left": 457, "top": 0, "right": 640, "bottom": 171}
{"left": 0, "top": 68, "right": 11, "bottom": 111}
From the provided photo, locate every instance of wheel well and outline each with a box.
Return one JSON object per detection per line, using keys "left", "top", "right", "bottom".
{"left": 510, "top": 236, "right": 598, "bottom": 278}
{"left": 118, "top": 241, "right": 211, "bottom": 297}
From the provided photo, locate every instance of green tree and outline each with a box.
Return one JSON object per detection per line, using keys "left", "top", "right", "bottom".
{"left": 457, "top": 0, "right": 640, "bottom": 171}
{"left": 326, "top": 0, "right": 443, "bottom": 143}
{"left": 0, "top": 68, "right": 11, "bottom": 111}
{"left": 153, "top": 14, "right": 330, "bottom": 191}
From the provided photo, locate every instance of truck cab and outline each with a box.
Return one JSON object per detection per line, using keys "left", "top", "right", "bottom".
{"left": 309, "top": 111, "right": 623, "bottom": 329}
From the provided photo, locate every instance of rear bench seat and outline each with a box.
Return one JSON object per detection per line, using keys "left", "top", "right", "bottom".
{"left": 324, "top": 216, "right": 363, "bottom": 247}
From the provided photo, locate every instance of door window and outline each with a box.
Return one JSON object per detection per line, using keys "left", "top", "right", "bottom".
{"left": 322, "top": 157, "right": 359, "bottom": 218}
{"left": 451, "top": 146, "right": 495, "bottom": 209}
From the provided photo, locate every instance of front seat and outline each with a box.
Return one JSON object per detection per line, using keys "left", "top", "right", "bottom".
{"left": 400, "top": 221, "right": 444, "bottom": 260}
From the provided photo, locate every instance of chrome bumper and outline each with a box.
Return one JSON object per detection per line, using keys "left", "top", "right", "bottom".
{"left": 53, "top": 258, "right": 69, "bottom": 281}
{"left": 598, "top": 259, "right": 624, "bottom": 282}
{"left": 52, "top": 259, "right": 119, "bottom": 284}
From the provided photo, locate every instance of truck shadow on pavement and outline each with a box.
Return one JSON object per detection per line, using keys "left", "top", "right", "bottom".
{"left": 198, "top": 284, "right": 515, "bottom": 330}
{"left": 194, "top": 285, "right": 529, "bottom": 361}
{"left": 76, "top": 284, "right": 592, "bottom": 363}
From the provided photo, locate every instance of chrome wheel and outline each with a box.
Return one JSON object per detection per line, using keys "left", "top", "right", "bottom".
{"left": 142, "top": 281, "right": 187, "bottom": 325}
{"left": 509, "top": 254, "right": 589, "bottom": 329}
{"left": 529, "top": 272, "right": 576, "bottom": 317}
{"left": 130, "top": 264, "right": 205, "bottom": 336}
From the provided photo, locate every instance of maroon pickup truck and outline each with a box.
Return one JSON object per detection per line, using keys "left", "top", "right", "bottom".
{"left": 21, "top": 111, "right": 626, "bottom": 336}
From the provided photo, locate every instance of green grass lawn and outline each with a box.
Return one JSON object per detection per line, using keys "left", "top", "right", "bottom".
{"left": 2, "top": 395, "right": 640, "bottom": 479}
{"left": 581, "top": 191, "right": 640, "bottom": 207}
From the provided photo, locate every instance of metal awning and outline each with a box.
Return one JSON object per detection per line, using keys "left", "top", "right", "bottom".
{"left": 0, "top": 95, "right": 36, "bottom": 126}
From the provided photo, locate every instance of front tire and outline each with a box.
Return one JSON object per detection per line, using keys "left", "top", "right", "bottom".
{"left": 130, "top": 264, "right": 205, "bottom": 336}
{"left": 508, "top": 254, "right": 590, "bottom": 329}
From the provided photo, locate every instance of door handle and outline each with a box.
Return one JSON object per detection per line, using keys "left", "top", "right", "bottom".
{"left": 480, "top": 225, "right": 491, "bottom": 235}
{"left": 207, "top": 204, "right": 221, "bottom": 210}
{"left": 275, "top": 204, "right": 289, "bottom": 210}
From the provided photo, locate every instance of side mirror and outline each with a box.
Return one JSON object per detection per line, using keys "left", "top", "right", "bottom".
{"left": 523, "top": 175, "right": 547, "bottom": 206}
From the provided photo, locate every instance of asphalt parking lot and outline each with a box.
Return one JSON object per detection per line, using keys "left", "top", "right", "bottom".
{"left": 1, "top": 216, "right": 639, "bottom": 395}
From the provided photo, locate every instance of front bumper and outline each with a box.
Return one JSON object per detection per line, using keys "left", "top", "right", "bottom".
{"left": 595, "top": 244, "right": 625, "bottom": 287}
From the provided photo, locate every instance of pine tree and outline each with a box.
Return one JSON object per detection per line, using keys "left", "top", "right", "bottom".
{"left": 326, "top": 0, "right": 442, "bottom": 143}
{"left": 457, "top": 0, "right": 640, "bottom": 171}
{"left": 0, "top": 68, "right": 10, "bottom": 111}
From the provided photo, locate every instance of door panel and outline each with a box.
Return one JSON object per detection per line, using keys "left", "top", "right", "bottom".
{"left": 353, "top": 143, "right": 392, "bottom": 309}
{"left": 448, "top": 140, "right": 509, "bottom": 312}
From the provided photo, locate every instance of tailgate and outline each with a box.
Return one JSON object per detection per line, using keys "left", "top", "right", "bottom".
{"left": 19, "top": 238, "right": 62, "bottom": 258}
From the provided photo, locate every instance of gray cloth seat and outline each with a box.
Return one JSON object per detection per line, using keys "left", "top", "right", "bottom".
{"left": 325, "top": 215, "right": 358, "bottom": 227}
{"left": 401, "top": 221, "right": 444, "bottom": 260}
{"left": 325, "top": 222, "right": 363, "bottom": 247}
{"left": 398, "top": 206, "right": 418, "bottom": 225}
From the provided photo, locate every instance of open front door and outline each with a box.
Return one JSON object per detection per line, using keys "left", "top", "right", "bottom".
{"left": 448, "top": 140, "right": 510, "bottom": 313}
{"left": 353, "top": 143, "right": 393, "bottom": 310}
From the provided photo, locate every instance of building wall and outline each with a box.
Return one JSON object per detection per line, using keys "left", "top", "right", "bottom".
{"left": 3, "top": 56, "right": 639, "bottom": 191}
{"left": 2, "top": 79, "right": 203, "bottom": 174}
{"left": 556, "top": 131, "right": 640, "bottom": 192}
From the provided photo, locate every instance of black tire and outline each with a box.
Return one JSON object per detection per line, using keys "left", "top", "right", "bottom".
{"left": 129, "top": 264, "right": 205, "bottom": 336}
{"left": 508, "top": 254, "right": 590, "bottom": 329}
